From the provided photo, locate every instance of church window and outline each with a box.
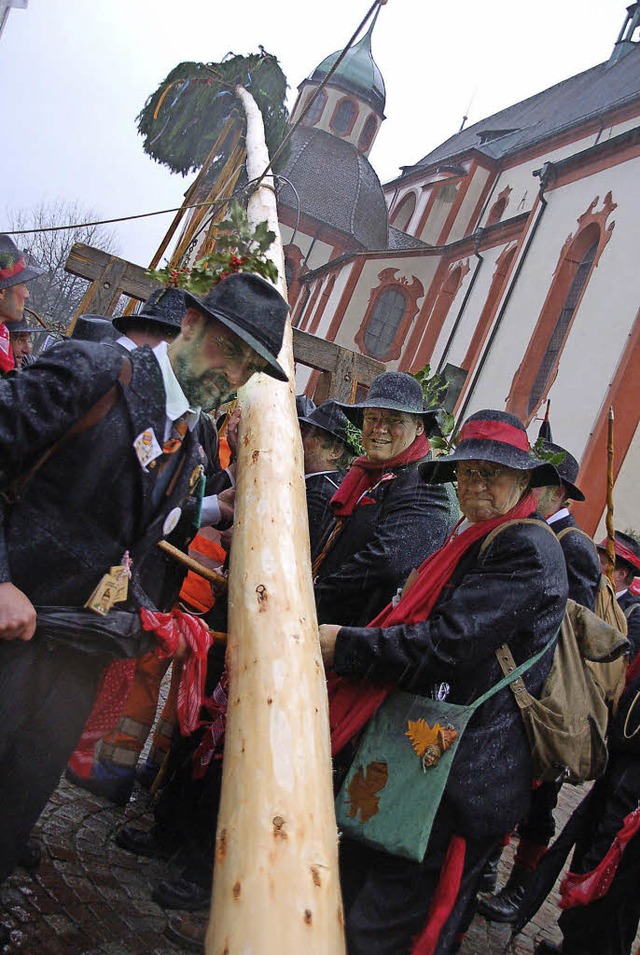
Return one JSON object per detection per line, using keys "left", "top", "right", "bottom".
{"left": 331, "top": 97, "right": 357, "bottom": 135}
{"left": 305, "top": 89, "right": 326, "bottom": 125}
{"left": 390, "top": 193, "right": 416, "bottom": 232}
{"left": 358, "top": 114, "right": 377, "bottom": 151}
{"left": 363, "top": 288, "right": 407, "bottom": 358}
{"left": 526, "top": 236, "right": 598, "bottom": 416}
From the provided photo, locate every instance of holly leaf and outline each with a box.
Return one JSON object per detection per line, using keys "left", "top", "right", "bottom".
{"left": 345, "top": 761, "right": 389, "bottom": 823}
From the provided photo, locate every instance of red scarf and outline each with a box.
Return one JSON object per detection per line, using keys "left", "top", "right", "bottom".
{"left": 0, "top": 323, "right": 14, "bottom": 374}
{"left": 329, "top": 491, "right": 539, "bottom": 755}
{"left": 330, "top": 432, "right": 431, "bottom": 517}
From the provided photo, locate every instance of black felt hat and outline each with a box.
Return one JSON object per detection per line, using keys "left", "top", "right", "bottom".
{"left": 71, "top": 315, "right": 120, "bottom": 344}
{"left": 112, "top": 287, "right": 185, "bottom": 335}
{"left": 296, "top": 394, "right": 316, "bottom": 419}
{"left": 596, "top": 531, "right": 640, "bottom": 573}
{"left": 0, "top": 235, "right": 43, "bottom": 289}
{"left": 338, "top": 371, "right": 440, "bottom": 434}
{"left": 183, "top": 273, "right": 289, "bottom": 382}
{"left": 419, "top": 409, "right": 561, "bottom": 488}
{"left": 299, "top": 400, "right": 350, "bottom": 445}
{"left": 6, "top": 317, "right": 50, "bottom": 335}
{"left": 539, "top": 440, "right": 585, "bottom": 501}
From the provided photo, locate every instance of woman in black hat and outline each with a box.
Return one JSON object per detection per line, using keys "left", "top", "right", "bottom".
{"left": 320, "top": 409, "right": 568, "bottom": 955}
{"left": 313, "top": 371, "right": 458, "bottom": 629}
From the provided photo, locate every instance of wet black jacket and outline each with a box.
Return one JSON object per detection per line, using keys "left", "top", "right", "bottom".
{"left": 618, "top": 589, "right": 640, "bottom": 660}
{"left": 305, "top": 469, "right": 345, "bottom": 559}
{"left": 550, "top": 513, "right": 601, "bottom": 610}
{"left": 334, "top": 517, "right": 568, "bottom": 842}
{"left": 0, "top": 341, "right": 204, "bottom": 614}
{"left": 314, "top": 458, "right": 458, "bottom": 627}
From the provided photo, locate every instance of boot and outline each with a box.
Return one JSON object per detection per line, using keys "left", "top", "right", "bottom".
{"left": 476, "top": 865, "right": 531, "bottom": 923}
{"left": 477, "top": 844, "right": 502, "bottom": 894}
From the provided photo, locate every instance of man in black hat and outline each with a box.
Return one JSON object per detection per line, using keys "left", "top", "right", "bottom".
{"left": 112, "top": 287, "right": 184, "bottom": 352}
{"left": 0, "top": 272, "right": 289, "bottom": 897}
{"left": 6, "top": 317, "right": 50, "bottom": 370}
{"left": 596, "top": 530, "right": 640, "bottom": 660}
{"left": 478, "top": 440, "right": 601, "bottom": 923}
{"left": 299, "top": 400, "right": 353, "bottom": 555}
{"left": 0, "top": 234, "right": 44, "bottom": 375}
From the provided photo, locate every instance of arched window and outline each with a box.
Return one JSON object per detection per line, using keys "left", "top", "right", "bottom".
{"left": 507, "top": 192, "right": 616, "bottom": 422}
{"left": 391, "top": 193, "right": 416, "bottom": 232}
{"left": 358, "top": 114, "right": 377, "bottom": 151}
{"left": 305, "top": 89, "right": 326, "bottom": 126}
{"left": 526, "top": 236, "right": 599, "bottom": 415}
{"left": 363, "top": 288, "right": 407, "bottom": 358}
{"left": 331, "top": 98, "right": 357, "bottom": 135}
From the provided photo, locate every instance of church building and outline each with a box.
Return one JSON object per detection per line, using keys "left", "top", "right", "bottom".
{"left": 275, "top": 3, "right": 640, "bottom": 535}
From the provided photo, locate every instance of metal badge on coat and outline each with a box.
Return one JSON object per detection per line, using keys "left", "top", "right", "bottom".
{"left": 163, "top": 506, "right": 182, "bottom": 536}
{"left": 133, "top": 427, "right": 162, "bottom": 471}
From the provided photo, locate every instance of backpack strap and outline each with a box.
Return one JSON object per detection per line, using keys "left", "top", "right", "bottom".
{"left": 4, "top": 355, "right": 132, "bottom": 504}
{"left": 478, "top": 517, "right": 555, "bottom": 557}
{"left": 494, "top": 643, "right": 536, "bottom": 711}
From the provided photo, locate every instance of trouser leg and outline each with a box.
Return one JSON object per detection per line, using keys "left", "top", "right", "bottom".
{"left": 0, "top": 640, "right": 108, "bottom": 882}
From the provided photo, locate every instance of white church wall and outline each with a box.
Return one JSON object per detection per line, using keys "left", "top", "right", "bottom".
{"left": 459, "top": 156, "right": 640, "bottom": 460}
{"left": 594, "top": 421, "right": 640, "bottom": 540}
{"left": 448, "top": 166, "right": 492, "bottom": 242}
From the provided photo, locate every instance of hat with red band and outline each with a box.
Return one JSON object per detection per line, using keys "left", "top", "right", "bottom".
{"left": 596, "top": 531, "right": 640, "bottom": 573}
{"left": 0, "top": 235, "right": 44, "bottom": 290}
{"left": 419, "top": 408, "right": 561, "bottom": 488}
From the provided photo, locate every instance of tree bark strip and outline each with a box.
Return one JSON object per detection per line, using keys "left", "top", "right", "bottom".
{"left": 206, "top": 86, "right": 345, "bottom": 954}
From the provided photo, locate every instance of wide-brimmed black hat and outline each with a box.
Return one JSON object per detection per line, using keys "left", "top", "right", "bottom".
{"left": 112, "top": 287, "right": 185, "bottom": 335}
{"left": 419, "top": 409, "right": 561, "bottom": 488}
{"left": 539, "top": 440, "right": 585, "bottom": 501}
{"left": 0, "top": 235, "right": 44, "bottom": 289}
{"left": 70, "top": 315, "right": 120, "bottom": 344}
{"left": 338, "top": 371, "right": 440, "bottom": 434}
{"left": 6, "top": 317, "right": 51, "bottom": 335}
{"left": 296, "top": 394, "right": 316, "bottom": 419}
{"left": 596, "top": 531, "right": 640, "bottom": 573}
{"left": 299, "top": 400, "right": 349, "bottom": 445}
{"left": 183, "top": 272, "right": 289, "bottom": 382}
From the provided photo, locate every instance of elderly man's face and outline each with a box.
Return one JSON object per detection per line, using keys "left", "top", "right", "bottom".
{"left": 456, "top": 460, "right": 529, "bottom": 522}
{"left": 169, "top": 310, "right": 268, "bottom": 412}
{"left": 10, "top": 332, "right": 32, "bottom": 367}
{"left": 0, "top": 283, "right": 30, "bottom": 323}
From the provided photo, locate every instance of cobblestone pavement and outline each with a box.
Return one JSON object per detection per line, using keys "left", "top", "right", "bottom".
{"left": 0, "top": 775, "right": 634, "bottom": 954}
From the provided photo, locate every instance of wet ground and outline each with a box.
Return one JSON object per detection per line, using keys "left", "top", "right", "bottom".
{"left": 0, "top": 775, "right": 633, "bottom": 954}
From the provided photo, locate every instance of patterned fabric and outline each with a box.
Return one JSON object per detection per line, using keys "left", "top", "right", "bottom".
{"left": 162, "top": 415, "right": 189, "bottom": 455}
{"left": 0, "top": 323, "right": 13, "bottom": 373}
{"left": 191, "top": 672, "right": 230, "bottom": 780}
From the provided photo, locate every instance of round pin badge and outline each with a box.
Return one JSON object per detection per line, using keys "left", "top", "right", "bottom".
{"left": 162, "top": 506, "right": 182, "bottom": 536}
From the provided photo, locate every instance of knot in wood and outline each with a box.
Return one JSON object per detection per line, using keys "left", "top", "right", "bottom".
{"left": 272, "top": 815, "right": 288, "bottom": 839}
{"left": 256, "top": 584, "right": 268, "bottom": 610}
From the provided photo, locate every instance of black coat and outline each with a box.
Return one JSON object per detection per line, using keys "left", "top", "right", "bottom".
{"left": 305, "top": 470, "right": 345, "bottom": 559}
{"left": 0, "top": 341, "right": 204, "bottom": 613}
{"left": 551, "top": 513, "right": 601, "bottom": 610}
{"left": 618, "top": 589, "right": 640, "bottom": 660}
{"left": 314, "top": 459, "right": 458, "bottom": 627}
{"left": 333, "top": 517, "right": 568, "bottom": 842}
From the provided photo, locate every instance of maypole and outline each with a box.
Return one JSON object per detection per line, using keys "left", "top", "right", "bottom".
{"left": 206, "top": 85, "right": 345, "bottom": 953}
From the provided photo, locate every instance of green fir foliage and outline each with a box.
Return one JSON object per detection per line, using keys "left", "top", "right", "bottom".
{"left": 137, "top": 52, "right": 289, "bottom": 177}
{"left": 410, "top": 364, "right": 456, "bottom": 455}
{"left": 147, "top": 201, "right": 278, "bottom": 295}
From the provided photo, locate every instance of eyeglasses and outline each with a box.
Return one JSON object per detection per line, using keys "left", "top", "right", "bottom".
{"left": 455, "top": 464, "right": 508, "bottom": 486}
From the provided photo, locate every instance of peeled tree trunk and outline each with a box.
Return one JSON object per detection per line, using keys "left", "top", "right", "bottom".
{"left": 207, "top": 86, "right": 345, "bottom": 953}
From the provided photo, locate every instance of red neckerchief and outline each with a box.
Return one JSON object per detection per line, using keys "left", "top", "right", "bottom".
{"left": 0, "top": 323, "right": 14, "bottom": 373}
{"left": 329, "top": 491, "right": 539, "bottom": 755}
{"left": 330, "top": 432, "right": 431, "bottom": 518}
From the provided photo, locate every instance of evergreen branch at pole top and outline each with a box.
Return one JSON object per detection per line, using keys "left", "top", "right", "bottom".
{"left": 605, "top": 406, "right": 616, "bottom": 583}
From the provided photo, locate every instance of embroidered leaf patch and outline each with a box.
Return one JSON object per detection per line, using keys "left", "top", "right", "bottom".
{"left": 345, "top": 761, "right": 389, "bottom": 822}
{"left": 406, "top": 719, "right": 457, "bottom": 770}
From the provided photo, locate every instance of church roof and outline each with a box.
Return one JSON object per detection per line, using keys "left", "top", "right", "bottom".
{"left": 275, "top": 126, "right": 388, "bottom": 251}
{"left": 402, "top": 46, "right": 640, "bottom": 176}
{"left": 308, "top": 20, "right": 386, "bottom": 114}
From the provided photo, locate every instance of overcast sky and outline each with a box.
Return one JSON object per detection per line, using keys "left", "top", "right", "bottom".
{"left": 0, "top": 0, "right": 628, "bottom": 266}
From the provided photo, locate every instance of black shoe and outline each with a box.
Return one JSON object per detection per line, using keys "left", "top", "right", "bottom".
{"left": 18, "top": 837, "right": 42, "bottom": 871}
{"left": 164, "top": 913, "right": 207, "bottom": 952}
{"left": 534, "top": 942, "right": 563, "bottom": 955}
{"left": 114, "top": 825, "right": 176, "bottom": 861}
{"left": 476, "top": 871, "right": 530, "bottom": 923}
{"left": 478, "top": 845, "right": 502, "bottom": 894}
{"left": 152, "top": 876, "right": 210, "bottom": 912}
{"left": 65, "top": 766, "right": 133, "bottom": 807}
